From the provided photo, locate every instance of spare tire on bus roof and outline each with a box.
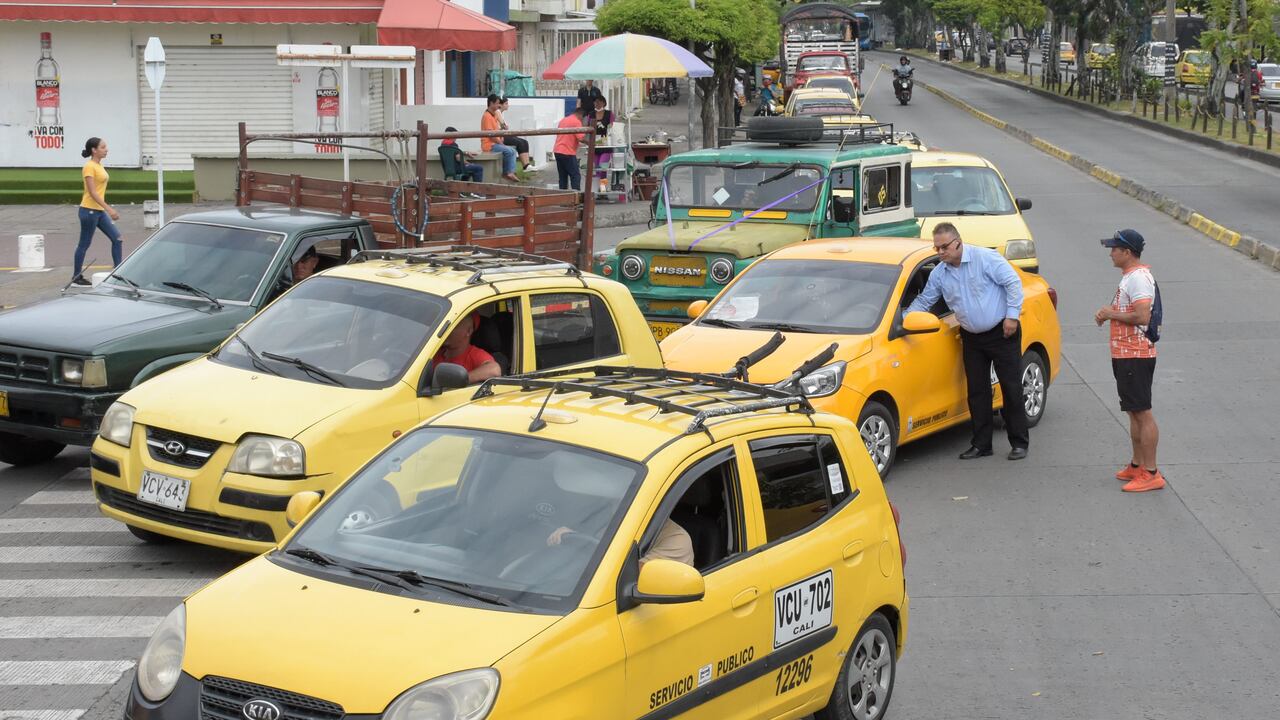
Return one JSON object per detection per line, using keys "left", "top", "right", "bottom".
{"left": 746, "top": 116, "right": 826, "bottom": 145}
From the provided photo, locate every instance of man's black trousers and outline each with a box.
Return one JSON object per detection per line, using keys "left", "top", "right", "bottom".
{"left": 960, "top": 323, "right": 1029, "bottom": 451}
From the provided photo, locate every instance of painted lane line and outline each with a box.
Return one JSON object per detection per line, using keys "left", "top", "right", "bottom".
{"left": 0, "top": 578, "right": 206, "bottom": 598}
{"left": 0, "top": 711, "right": 86, "bottom": 720}
{"left": 0, "top": 660, "right": 134, "bottom": 685}
{"left": 0, "top": 615, "right": 164, "bottom": 639}
{"left": 0, "top": 518, "right": 123, "bottom": 534}
{"left": 0, "top": 546, "right": 207, "bottom": 564}
{"left": 20, "top": 491, "right": 98, "bottom": 506}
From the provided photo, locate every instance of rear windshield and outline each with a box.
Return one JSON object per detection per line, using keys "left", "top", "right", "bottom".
{"left": 806, "top": 77, "right": 854, "bottom": 92}
{"left": 799, "top": 56, "right": 848, "bottom": 72}
{"left": 1185, "top": 51, "right": 1209, "bottom": 63}
{"left": 1259, "top": 64, "right": 1280, "bottom": 77}
{"left": 796, "top": 99, "right": 857, "bottom": 116}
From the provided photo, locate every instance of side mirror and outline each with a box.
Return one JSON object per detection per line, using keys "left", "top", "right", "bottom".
{"left": 831, "top": 194, "right": 856, "bottom": 223}
{"left": 422, "top": 362, "right": 469, "bottom": 397}
{"left": 687, "top": 299, "right": 709, "bottom": 319}
{"left": 630, "top": 559, "right": 705, "bottom": 605}
{"left": 902, "top": 311, "right": 942, "bottom": 335}
{"left": 1015, "top": 197, "right": 1033, "bottom": 211}
{"left": 285, "top": 491, "right": 322, "bottom": 528}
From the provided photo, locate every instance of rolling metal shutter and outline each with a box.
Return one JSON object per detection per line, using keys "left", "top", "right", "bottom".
{"left": 137, "top": 46, "right": 293, "bottom": 170}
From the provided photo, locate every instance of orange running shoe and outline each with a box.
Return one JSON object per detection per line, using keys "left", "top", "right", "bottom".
{"left": 1116, "top": 464, "right": 1144, "bottom": 482}
{"left": 1122, "top": 469, "right": 1166, "bottom": 493}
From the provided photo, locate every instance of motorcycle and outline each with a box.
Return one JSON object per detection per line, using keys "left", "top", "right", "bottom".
{"left": 892, "top": 67, "right": 914, "bottom": 105}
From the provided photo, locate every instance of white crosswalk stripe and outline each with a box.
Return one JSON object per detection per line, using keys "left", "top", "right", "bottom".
{"left": 0, "top": 660, "right": 137, "bottom": 685}
{"left": 0, "top": 545, "right": 210, "bottom": 564}
{"left": 0, "top": 578, "right": 206, "bottom": 598}
{"left": 0, "top": 616, "right": 164, "bottom": 639}
{"left": 19, "top": 491, "right": 97, "bottom": 505}
{"left": 0, "top": 518, "right": 123, "bottom": 534}
{"left": 0, "top": 711, "right": 86, "bottom": 720}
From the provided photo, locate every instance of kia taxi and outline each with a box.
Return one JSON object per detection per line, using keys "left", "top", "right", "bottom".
{"left": 911, "top": 151, "right": 1039, "bottom": 272}
{"left": 90, "top": 247, "right": 661, "bottom": 553}
{"left": 125, "top": 368, "right": 908, "bottom": 720}
{"left": 662, "top": 238, "right": 1061, "bottom": 477}
{"left": 1176, "top": 49, "right": 1212, "bottom": 87}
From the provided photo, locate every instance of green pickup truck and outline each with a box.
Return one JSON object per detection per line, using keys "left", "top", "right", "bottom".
{"left": 0, "top": 208, "right": 373, "bottom": 466}
{"left": 593, "top": 119, "right": 920, "bottom": 340}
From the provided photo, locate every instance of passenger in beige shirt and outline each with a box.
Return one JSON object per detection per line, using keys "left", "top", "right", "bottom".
{"left": 547, "top": 518, "right": 694, "bottom": 567}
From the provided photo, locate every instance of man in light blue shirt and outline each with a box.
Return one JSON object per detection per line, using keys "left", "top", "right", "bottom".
{"left": 907, "top": 223, "right": 1029, "bottom": 460}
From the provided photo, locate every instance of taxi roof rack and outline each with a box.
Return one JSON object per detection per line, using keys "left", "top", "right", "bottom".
{"left": 472, "top": 366, "right": 815, "bottom": 435}
{"left": 721, "top": 119, "right": 896, "bottom": 148}
{"left": 352, "top": 245, "right": 580, "bottom": 285}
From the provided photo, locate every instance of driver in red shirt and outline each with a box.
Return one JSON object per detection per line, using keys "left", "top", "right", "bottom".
{"left": 434, "top": 314, "right": 502, "bottom": 384}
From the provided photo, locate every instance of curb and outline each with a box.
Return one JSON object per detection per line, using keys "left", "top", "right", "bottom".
{"left": 894, "top": 50, "right": 1280, "bottom": 172}
{"left": 912, "top": 73, "right": 1280, "bottom": 272}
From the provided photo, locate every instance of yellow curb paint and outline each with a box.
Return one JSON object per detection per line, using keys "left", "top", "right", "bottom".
{"left": 1226, "top": 232, "right": 1241, "bottom": 247}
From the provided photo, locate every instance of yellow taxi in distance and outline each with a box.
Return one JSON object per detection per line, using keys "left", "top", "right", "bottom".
{"left": 784, "top": 88, "right": 876, "bottom": 129}
{"left": 1086, "top": 43, "right": 1115, "bottom": 69}
{"left": 661, "top": 238, "right": 1061, "bottom": 477}
{"left": 911, "top": 150, "right": 1039, "bottom": 272}
{"left": 90, "top": 247, "right": 662, "bottom": 554}
{"left": 800, "top": 74, "right": 859, "bottom": 103}
{"left": 1059, "top": 42, "right": 1077, "bottom": 66}
{"left": 1176, "top": 49, "right": 1212, "bottom": 87}
{"left": 126, "top": 368, "right": 909, "bottom": 720}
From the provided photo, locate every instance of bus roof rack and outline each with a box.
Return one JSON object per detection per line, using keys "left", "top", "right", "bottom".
{"left": 471, "top": 366, "right": 814, "bottom": 435}
{"left": 352, "top": 245, "right": 581, "bottom": 285}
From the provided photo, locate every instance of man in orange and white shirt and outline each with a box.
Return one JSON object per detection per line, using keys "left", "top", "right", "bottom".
{"left": 1095, "top": 229, "right": 1163, "bottom": 492}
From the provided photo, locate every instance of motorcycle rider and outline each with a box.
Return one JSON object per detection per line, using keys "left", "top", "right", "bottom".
{"left": 892, "top": 55, "right": 915, "bottom": 102}
{"left": 755, "top": 76, "right": 779, "bottom": 116}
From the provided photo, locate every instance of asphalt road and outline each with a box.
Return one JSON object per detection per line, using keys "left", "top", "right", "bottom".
{"left": 2, "top": 68, "right": 1279, "bottom": 718}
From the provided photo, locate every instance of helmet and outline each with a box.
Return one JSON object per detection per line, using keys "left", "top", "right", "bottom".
{"left": 900, "top": 55, "right": 909, "bottom": 64}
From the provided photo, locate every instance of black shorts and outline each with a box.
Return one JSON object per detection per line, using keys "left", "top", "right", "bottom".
{"left": 1112, "top": 357, "right": 1156, "bottom": 412}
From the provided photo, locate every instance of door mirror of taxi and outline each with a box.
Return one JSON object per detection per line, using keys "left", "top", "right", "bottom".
{"left": 285, "top": 491, "right": 322, "bottom": 528}
{"left": 1016, "top": 197, "right": 1032, "bottom": 211}
{"left": 687, "top": 300, "right": 709, "bottom": 319}
{"left": 902, "top": 311, "right": 942, "bottom": 335}
{"left": 422, "top": 362, "right": 469, "bottom": 397}
{"left": 630, "top": 559, "right": 705, "bottom": 605}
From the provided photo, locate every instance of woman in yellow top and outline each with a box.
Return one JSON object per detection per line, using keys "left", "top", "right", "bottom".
{"left": 73, "top": 137, "right": 123, "bottom": 286}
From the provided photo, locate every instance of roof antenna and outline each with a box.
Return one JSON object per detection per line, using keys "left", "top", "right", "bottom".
{"left": 528, "top": 383, "right": 561, "bottom": 432}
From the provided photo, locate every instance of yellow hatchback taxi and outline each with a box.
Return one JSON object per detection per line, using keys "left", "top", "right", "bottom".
{"left": 912, "top": 150, "right": 1039, "bottom": 272}
{"left": 125, "top": 368, "right": 909, "bottom": 720}
{"left": 90, "top": 247, "right": 661, "bottom": 553}
{"left": 784, "top": 88, "right": 875, "bottom": 130}
{"left": 1086, "top": 43, "right": 1115, "bottom": 69}
{"left": 662, "top": 238, "right": 1061, "bottom": 477}
{"left": 1176, "top": 49, "right": 1212, "bottom": 87}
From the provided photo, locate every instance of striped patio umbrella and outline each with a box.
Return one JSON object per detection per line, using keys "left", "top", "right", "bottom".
{"left": 541, "top": 33, "right": 713, "bottom": 80}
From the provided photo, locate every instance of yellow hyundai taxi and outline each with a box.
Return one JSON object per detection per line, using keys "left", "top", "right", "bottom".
{"left": 662, "top": 238, "right": 1061, "bottom": 477}
{"left": 1086, "top": 43, "right": 1115, "bottom": 69}
{"left": 125, "top": 368, "right": 909, "bottom": 720}
{"left": 90, "top": 247, "right": 661, "bottom": 553}
{"left": 1176, "top": 49, "right": 1212, "bottom": 87}
{"left": 912, "top": 150, "right": 1039, "bottom": 272}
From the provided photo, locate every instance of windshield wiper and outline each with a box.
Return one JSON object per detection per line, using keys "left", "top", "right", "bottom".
{"left": 936, "top": 209, "right": 999, "bottom": 216}
{"left": 759, "top": 163, "right": 801, "bottom": 186}
{"left": 699, "top": 317, "right": 746, "bottom": 329}
{"left": 355, "top": 566, "right": 513, "bottom": 607}
{"left": 746, "top": 321, "right": 824, "bottom": 334}
{"left": 261, "top": 351, "right": 346, "bottom": 387}
{"left": 232, "top": 335, "right": 279, "bottom": 377}
{"left": 283, "top": 546, "right": 339, "bottom": 566}
{"left": 162, "top": 281, "right": 223, "bottom": 309}
{"left": 111, "top": 274, "right": 143, "bottom": 297}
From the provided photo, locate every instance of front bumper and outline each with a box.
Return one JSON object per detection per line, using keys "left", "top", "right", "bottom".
{"left": 125, "top": 672, "right": 380, "bottom": 719}
{"left": 0, "top": 381, "right": 117, "bottom": 445}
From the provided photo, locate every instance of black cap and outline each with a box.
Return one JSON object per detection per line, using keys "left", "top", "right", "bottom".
{"left": 1101, "top": 228, "right": 1145, "bottom": 254}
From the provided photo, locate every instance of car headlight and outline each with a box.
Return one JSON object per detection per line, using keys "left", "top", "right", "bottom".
{"left": 1004, "top": 239, "right": 1036, "bottom": 260}
{"left": 709, "top": 258, "right": 735, "bottom": 284}
{"left": 383, "top": 668, "right": 500, "bottom": 720}
{"left": 99, "top": 402, "right": 135, "bottom": 448}
{"left": 137, "top": 604, "right": 185, "bottom": 702}
{"left": 620, "top": 254, "right": 646, "bottom": 280}
{"left": 61, "top": 359, "right": 83, "bottom": 384}
{"left": 798, "top": 361, "right": 847, "bottom": 398}
{"left": 61, "top": 357, "right": 108, "bottom": 387}
{"left": 227, "top": 435, "right": 306, "bottom": 477}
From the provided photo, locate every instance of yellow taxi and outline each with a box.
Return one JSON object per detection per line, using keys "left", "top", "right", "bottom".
{"left": 90, "top": 247, "right": 661, "bottom": 553}
{"left": 661, "top": 238, "right": 1061, "bottom": 477}
{"left": 800, "top": 74, "right": 859, "bottom": 103}
{"left": 1176, "top": 49, "right": 1212, "bottom": 86}
{"left": 1059, "top": 42, "right": 1077, "bottom": 66}
{"left": 784, "top": 87, "right": 875, "bottom": 129}
{"left": 1086, "top": 43, "right": 1115, "bottom": 69}
{"left": 126, "top": 368, "right": 909, "bottom": 720}
{"left": 911, "top": 150, "right": 1039, "bottom": 272}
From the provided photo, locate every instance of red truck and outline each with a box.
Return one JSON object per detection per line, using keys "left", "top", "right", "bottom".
{"left": 780, "top": 2, "right": 861, "bottom": 94}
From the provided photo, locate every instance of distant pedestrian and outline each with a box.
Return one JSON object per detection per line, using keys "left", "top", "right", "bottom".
{"left": 907, "top": 223, "right": 1029, "bottom": 460}
{"left": 1095, "top": 229, "right": 1164, "bottom": 492}
{"left": 481, "top": 94, "right": 519, "bottom": 182}
{"left": 733, "top": 74, "right": 745, "bottom": 126}
{"left": 576, "top": 80, "right": 603, "bottom": 112}
{"left": 554, "top": 108, "right": 585, "bottom": 191}
{"left": 592, "top": 95, "right": 614, "bottom": 138}
{"left": 73, "top": 137, "right": 123, "bottom": 286}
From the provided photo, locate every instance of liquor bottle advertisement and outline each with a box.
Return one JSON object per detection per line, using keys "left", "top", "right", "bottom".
{"left": 315, "top": 66, "right": 340, "bottom": 154}
{"left": 33, "top": 31, "right": 64, "bottom": 150}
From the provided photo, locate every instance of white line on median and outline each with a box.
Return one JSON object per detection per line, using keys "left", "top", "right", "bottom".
{"left": 20, "top": 491, "right": 98, "bottom": 506}
{"left": 0, "top": 616, "right": 164, "bottom": 639}
{"left": 0, "top": 660, "right": 134, "bottom": 685}
{"left": 0, "top": 518, "right": 123, "bottom": 534}
{"left": 0, "top": 578, "right": 206, "bottom": 598}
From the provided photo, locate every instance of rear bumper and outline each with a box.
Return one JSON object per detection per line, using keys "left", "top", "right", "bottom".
{"left": 0, "top": 381, "right": 118, "bottom": 445}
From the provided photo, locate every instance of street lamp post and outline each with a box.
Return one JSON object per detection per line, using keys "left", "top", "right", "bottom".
{"left": 143, "top": 37, "right": 166, "bottom": 226}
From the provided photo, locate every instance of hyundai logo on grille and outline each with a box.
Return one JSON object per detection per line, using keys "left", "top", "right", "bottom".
{"left": 163, "top": 440, "right": 187, "bottom": 456}
{"left": 652, "top": 266, "right": 704, "bottom": 276}
{"left": 242, "top": 699, "right": 281, "bottom": 720}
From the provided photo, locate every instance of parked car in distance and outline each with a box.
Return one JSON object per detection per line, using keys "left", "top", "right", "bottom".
{"left": 1086, "top": 43, "right": 1115, "bottom": 69}
{"left": 1259, "top": 63, "right": 1280, "bottom": 104}
{"left": 1059, "top": 42, "right": 1077, "bottom": 66}
{"left": 1176, "top": 49, "right": 1212, "bottom": 86}
{"left": 1004, "top": 37, "right": 1029, "bottom": 57}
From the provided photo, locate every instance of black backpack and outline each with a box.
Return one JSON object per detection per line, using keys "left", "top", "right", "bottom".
{"left": 1143, "top": 280, "right": 1162, "bottom": 344}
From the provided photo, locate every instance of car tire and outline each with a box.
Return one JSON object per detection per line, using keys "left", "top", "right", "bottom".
{"left": 0, "top": 433, "right": 65, "bottom": 467}
{"left": 856, "top": 401, "right": 897, "bottom": 479}
{"left": 127, "top": 524, "right": 176, "bottom": 544}
{"left": 746, "top": 116, "right": 825, "bottom": 144}
{"left": 814, "top": 613, "right": 897, "bottom": 720}
{"left": 1012, "top": 350, "right": 1049, "bottom": 428}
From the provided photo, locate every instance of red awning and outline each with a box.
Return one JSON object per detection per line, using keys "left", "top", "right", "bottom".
{"left": 0, "top": 0, "right": 383, "bottom": 24}
{"left": 378, "top": 0, "right": 515, "bottom": 52}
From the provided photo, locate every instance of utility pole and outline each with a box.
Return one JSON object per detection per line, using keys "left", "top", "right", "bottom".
{"left": 687, "top": 0, "right": 702, "bottom": 150}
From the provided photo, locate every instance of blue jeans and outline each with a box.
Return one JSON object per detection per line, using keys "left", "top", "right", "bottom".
{"left": 75, "top": 206, "right": 122, "bottom": 277}
{"left": 491, "top": 143, "right": 517, "bottom": 175}
{"left": 462, "top": 162, "right": 484, "bottom": 182}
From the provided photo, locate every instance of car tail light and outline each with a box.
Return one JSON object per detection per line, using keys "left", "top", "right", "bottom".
{"left": 1047, "top": 287, "right": 1058, "bottom": 309}
{"left": 889, "top": 501, "right": 906, "bottom": 569}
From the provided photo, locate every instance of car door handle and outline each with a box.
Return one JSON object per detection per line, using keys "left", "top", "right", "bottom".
{"left": 731, "top": 587, "right": 759, "bottom": 610}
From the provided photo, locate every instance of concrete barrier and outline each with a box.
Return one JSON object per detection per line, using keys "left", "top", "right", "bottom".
{"left": 15, "top": 234, "right": 51, "bottom": 273}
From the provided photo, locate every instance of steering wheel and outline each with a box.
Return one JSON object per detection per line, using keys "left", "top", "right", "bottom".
{"left": 955, "top": 197, "right": 987, "bottom": 212}
{"left": 337, "top": 480, "right": 401, "bottom": 532}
